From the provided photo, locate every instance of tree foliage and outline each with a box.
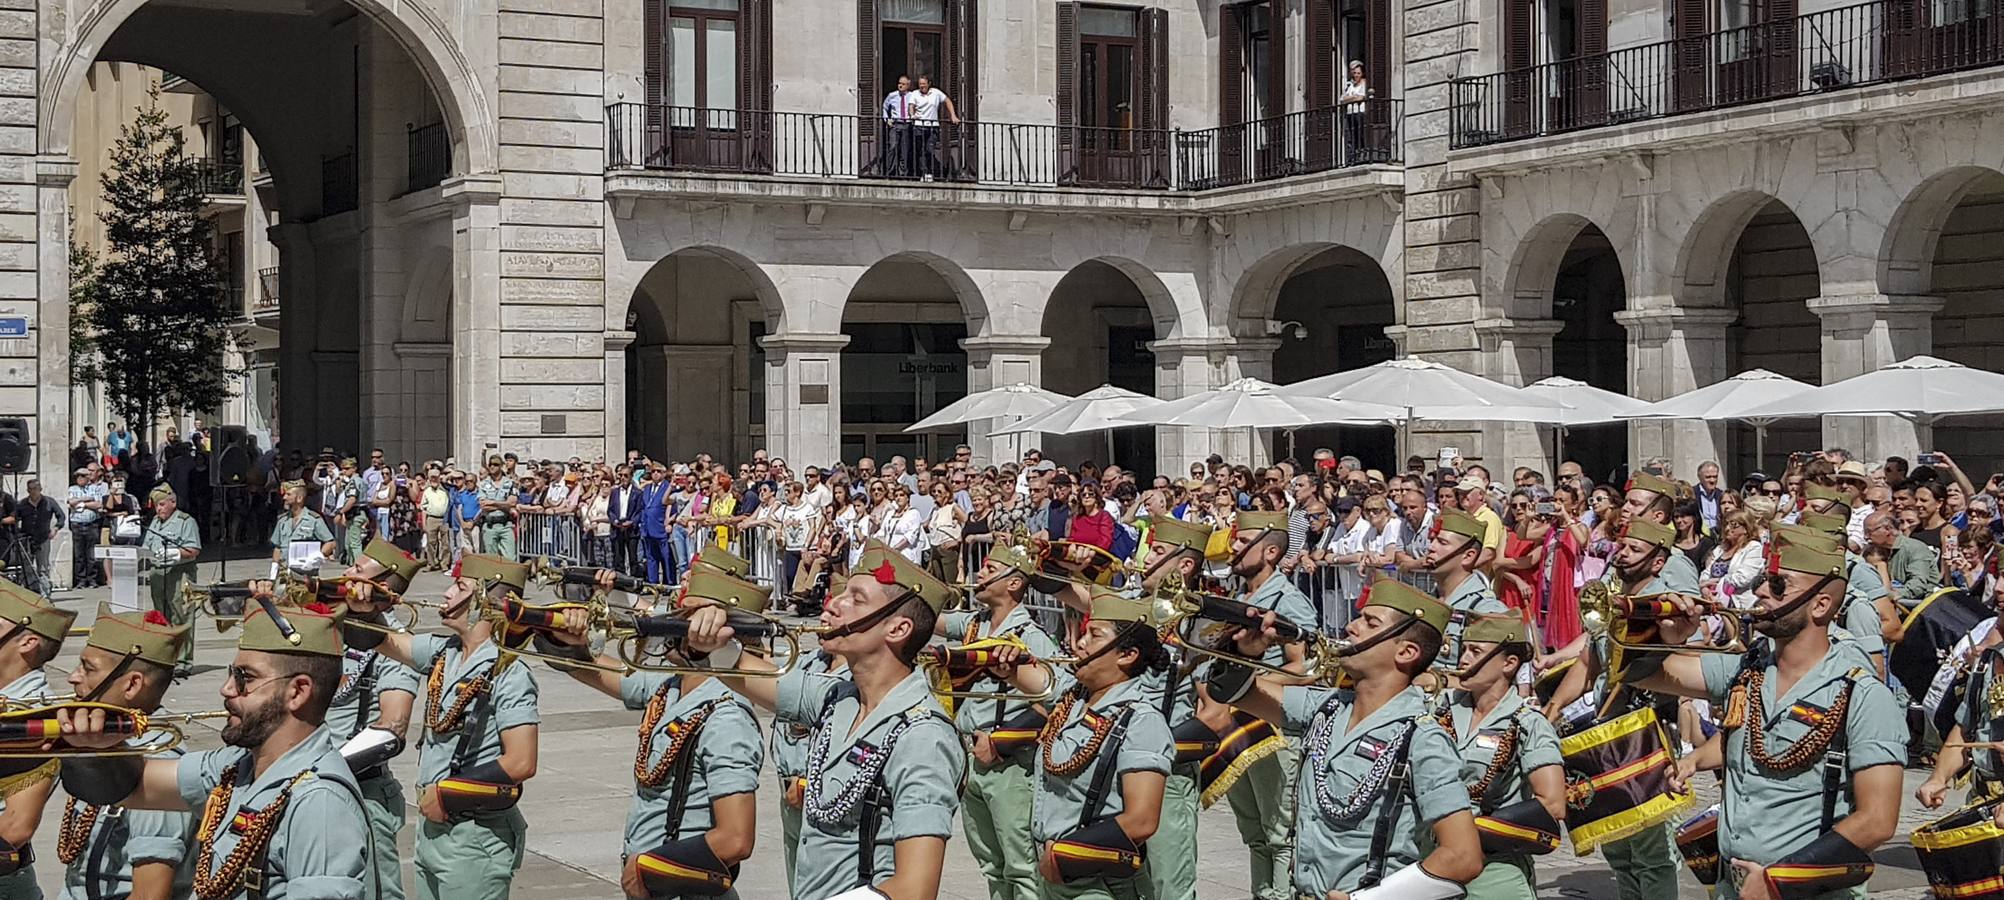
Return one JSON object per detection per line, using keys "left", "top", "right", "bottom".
{"left": 67, "top": 230, "right": 98, "bottom": 387}
{"left": 83, "top": 86, "right": 241, "bottom": 443}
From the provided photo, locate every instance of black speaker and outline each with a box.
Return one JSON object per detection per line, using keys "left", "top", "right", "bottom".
{"left": 211, "top": 425, "right": 250, "bottom": 487}
{"left": 0, "top": 418, "right": 28, "bottom": 475}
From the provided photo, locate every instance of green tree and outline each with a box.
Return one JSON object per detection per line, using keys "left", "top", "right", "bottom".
{"left": 87, "top": 86, "right": 240, "bottom": 445}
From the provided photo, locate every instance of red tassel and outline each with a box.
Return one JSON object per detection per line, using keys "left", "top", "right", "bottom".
{"left": 142, "top": 610, "right": 169, "bottom": 626}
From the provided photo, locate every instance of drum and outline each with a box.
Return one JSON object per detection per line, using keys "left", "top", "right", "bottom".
{"left": 1895, "top": 588, "right": 1990, "bottom": 713}
{"left": 1912, "top": 798, "right": 2004, "bottom": 900}
{"left": 1674, "top": 805, "right": 1721, "bottom": 886}
{"left": 1557, "top": 706, "right": 1693, "bottom": 855}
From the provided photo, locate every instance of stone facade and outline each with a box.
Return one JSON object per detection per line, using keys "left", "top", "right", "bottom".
{"left": 25, "top": 0, "right": 2004, "bottom": 480}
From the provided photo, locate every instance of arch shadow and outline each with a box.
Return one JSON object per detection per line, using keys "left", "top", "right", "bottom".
{"left": 1500, "top": 213, "right": 1631, "bottom": 320}
{"left": 845, "top": 250, "right": 990, "bottom": 334}
{"left": 1880, "top": 165, "right": 2004, "bottom": 297}
{"left": 1676, "top": 190, "right": 1809, "bottom": 309}
{"left": 1227, "top": 242, "right": 1396, "bottom": 335}
{"left": 616, "top": 245, "right": 786, "bottom": 335}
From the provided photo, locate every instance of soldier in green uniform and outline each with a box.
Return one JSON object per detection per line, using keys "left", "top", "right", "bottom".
{"left": 336, "top": 458, "right": 368, "bottom": 565}
{"left": 328, "top": 538, "right": 425, "bottom": 900}
{"left": 1632, "top": 530, "right": 1907, "bottom": 900}
{"left": 539, "top": 569, "right": 764, "bottom": 900}
{"left": 0, "top": 582, "right": 75, "bottom": 899}
{"left": 1920, "top": 576, "right": 2004, "bottom": 807}
{"left": 985, "top": 585, "right": 1173, "bottom": 900}
{"left": 57, "top": 602, "right": 371, "bottom": 900}
{"left": 1422, "top": 511, "right": 1511, "bottom": 673}
{"left": 1622, "top": 473, "right": 1705, "bottom": 593}
{"left": 772, "top": 646, "right": 838, "bottom": 893}
{"left": 1794, "top": 508, "right": 1897, "bottom": 678}
{"left": 1217, "top": 511, "right": 1318, "bottom": 900}
{"left": 57, "top": 605, "right": 196, "bottom": 900}
{"left": 1445, "top": 615, "right": 1566, "bottom": 900}
{"left": 1208, "top": 577, "right": 1484, "bottom": 900}
{"left": 338, "top": 554, "right": 542, "bottom": 900}
{"left": 141, "top": 485, "right": 202, "bottom": 673}
{"left": 475, "top": 457, "right": 518, "bottom": 562}
{"left": 269, "top": 480, "right": 336, "bottom": 566}
{"left": 682, "top": 539, "right": 965, "bottom": 900}
{"left": 933, "top": 541, "right": 1062, "bottom": 900}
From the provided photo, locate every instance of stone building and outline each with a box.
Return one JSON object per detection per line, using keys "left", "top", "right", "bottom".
{"left": 27, "top": 0, "right": 2004, "bottom": 480}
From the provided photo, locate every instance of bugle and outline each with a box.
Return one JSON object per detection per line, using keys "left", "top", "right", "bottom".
{"left": 0, "top": 701, "right": 233, "bottom": 757}
{"left": 486, "top": 598, "right": 632, "bottom": 675}
{"left": 528, "top": 558, "right": 673, "bottom": 606}
{"left": 1579, "top": 582, "right": 1745, "bottom": 654}
{"left": 1151, "top": 580, "right": 1343, "bottom": 683}
{"left": 606, "top": 611, "right": 822, "bottom": 678}
{"left": 920, "top": 644, "right": 1079, "bottom": 703}
{"left": 1033, "top": 540, "right": 1143, "bottom": 591}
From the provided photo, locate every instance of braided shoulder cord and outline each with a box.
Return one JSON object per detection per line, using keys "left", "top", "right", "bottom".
{"left": 1737, "top": 667, "right": 1853, "bottom": 772}
{"left": 191, "top": 768, "right": 311, "bottom": 900}
{"left": 1039, "top": 686, "right": 1121, "bottom": 777}
{"left": 55, "top": 797, "right": 99, "bottom": 864}
{"left": 1435, "top": 706, "right": 1522, "bottom": 803}
{"left": 634, "top": 683, "right": 724, "bottom": 789}
{"left": 1305, "top": 696, "right": 1417, "bottom": 823}
{"left": 423, "top": 649, "right": 499, "bottom": 736}
{"left": 802, "top": 712, "right": 922, "bottom": 828}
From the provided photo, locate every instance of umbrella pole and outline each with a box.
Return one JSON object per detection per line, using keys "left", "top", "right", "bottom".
{"left": 1105, "top": 429, "right": 1115, "bottom": 470}
{"left": 1756, "top": 423, "right": 1766, "bottom": 473}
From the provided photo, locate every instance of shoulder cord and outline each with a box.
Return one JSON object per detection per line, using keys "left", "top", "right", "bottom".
{"left": 1357, "top": 720, "right": 1422, "bottom": 890}
{"left": 1306, "top": 695, "right": 1419, "bottom": 823}
{"left": 1436, "top": 709, "right": 1521, "bottom": 808}
{"left": 424, "top": 639, "right": 503, "bottom": 736}
{"left": 635, "top": 684, "right": 725, "bottom": 789}
{"left": 191, "top": 766, "right": 310, "bottom": 900}
{"left": 1735, "top": 666, "right": 1853, "bottom": 771}
{"left": 802, "top": 695, "right": 922, "bottom": 829}
{"left": 55, "top": 796, "right": 100, "bottom": 864}
{"left": 1039, "top": 685, "right": 1123, "bottom": 778}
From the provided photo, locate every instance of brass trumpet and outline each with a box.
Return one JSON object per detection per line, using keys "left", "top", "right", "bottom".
{"left": 528, "top": 559, "right": 675, "bottom": 606}
{"left": 920, "top": 645, "right": 1079, "bottom": 703}
{"left": 0, "top": 701, "right": 233, "bottom": 757}
{"left": 1150, "top": 579, "right": 1346, "bottom": 684}
{"left": 602, "top": 610, "right": 821, "bottom": 678}
{"left": 1579, "top": 581, "right": 1746, "bottom": 655}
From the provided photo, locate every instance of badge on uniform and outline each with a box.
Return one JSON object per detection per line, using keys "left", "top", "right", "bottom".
{"left": 1786, "top": 702, "right": 1830, "bottom": 728}
{"left": 229, "top": 806, "right": 262, "bottom": 836}
{"left": 1356, "top": 736, "right": 1388, "bottom": 761}
{"left": 1475, "top": 729, "right": 1505, "bottom": 750}
{"left": 846, "top": 741, "right": 880, "bottom": 767}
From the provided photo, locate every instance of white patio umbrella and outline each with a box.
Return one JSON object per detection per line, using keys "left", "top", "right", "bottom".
{"left": 903, "top": 382, "right": 1069, "bottom": 433}
{"left": 1736, "top": 355, "right": 2004, "bottom": 427}
{"left": 1618, "top": 368, "right": 1817, "bottom": 468}
{"left": 989, "top": 385, "right": 1164, "bottom": 463}
{"left": 1277, "top": 356, "right": 1573, "bottom": 456}
{"left": 1428, "top": 376, "right": 1647, "bottom": 462}
{"left": 1115, "top": 377, "right": 1400, "bottom": 455}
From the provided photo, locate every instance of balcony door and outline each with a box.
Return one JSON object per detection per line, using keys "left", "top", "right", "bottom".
{"left": 1305, "top": 0, "right": 1391, "bottom": 167}
{"left": 1675, "top": 0, "right": 1795, "bottom": 109}
{"left": 1218, "top": 1, "right": 1288, "bottom": 181}
{"left": 857, "top": 0, "right": 978, "bottom": 179}
{"left": 643, "top": 0, "right": 772, "bottom": 171}
{"left": 1886, "top": 0, "right": 2004, "bottom": 77}
{"left": 1503, "top": 0, "right": 1608, "bottom": 133}
{"left": 1056, "top": 3, "right": 1169, "bottom": 188}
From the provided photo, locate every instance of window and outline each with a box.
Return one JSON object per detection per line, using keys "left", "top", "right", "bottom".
{"left": 881, "top": 0, "right": 946, "bottom": 93}
{"left": 1241, "top": 3, "right": 1274, "bottom": 120}
{"left": 667, "top": 1, "right": 740, "bottom": 128}
{"left": 1080, "top": 5, "right": 1138, "bottom": 134}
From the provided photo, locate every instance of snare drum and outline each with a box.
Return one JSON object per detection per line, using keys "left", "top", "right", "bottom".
{"left": 1557, "top": 706, "right": 1693, "bottom": 855}
{"left": 1913, "top": 799, "right": 2004, "bottom": 899}
{"left": 1674, "top": 805, "right": 1721, "bottom": 886}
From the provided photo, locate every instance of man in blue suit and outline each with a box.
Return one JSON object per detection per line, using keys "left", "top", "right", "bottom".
{"left": 638, "top": 464, "right": 673, "bottom": 583}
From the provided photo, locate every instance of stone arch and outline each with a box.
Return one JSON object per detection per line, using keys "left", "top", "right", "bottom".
{"left": 1675, "top": 190, "right": 1804, "bottom": 309}
{"left": 44, "top": 0, "right": 496, "bottom": 176}
{"left": 1880, "top": 165, "right": 2004, "bottom": 297}
{"left": 611, "top": 245, "right": 785, "bottom": 335}
{"left": 1226, "top": 241, "right": 1397, "bottom": 335}
{"left": 1066, "top": 256, "right": 1180, "bottom": 340}
{"left": 1499, "top": 213, "right": 1630, "bottom": 320}
{"left": 862, "top": 250, "right": 990, "bottom": 334}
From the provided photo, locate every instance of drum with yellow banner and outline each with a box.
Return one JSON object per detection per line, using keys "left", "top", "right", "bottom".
{"left": 1674, "top": 805, "right": 1721, "bottom": 886}
{"left": 1912, "top": 797, "right": 2004, "bottom": 899}
{"left": 1558, "top": 706, "right": 1693, "bottom": 854}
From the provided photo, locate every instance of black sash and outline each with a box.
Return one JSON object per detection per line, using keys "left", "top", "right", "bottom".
{"left": 1358, "top": 721, "right": 1421, "bottom": 890}
{"left": 1077, "top": 705, "right": 1137, "bottom": 829}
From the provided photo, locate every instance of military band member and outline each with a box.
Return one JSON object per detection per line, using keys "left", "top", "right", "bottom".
{"left": 1919, "top": 583, "right": 2004, "bottom": 814}
{"left": 1444, "top": 615, "right": 1566, "bottom": 900}
{"left": 0, "top": 582, "right": 76, "bottom": 899}
{"left": 269, "top": 481, "right": 337, "bottom": 567}
{"left": 933, "top": 542, "right": 1062, "bottom": 900}
{"left": 1629, "top": 529, "right": 1905, "bottom": 900}
{"left": 1209, "top": 578, "right": 1483, "bottom": 900}
{"left": 682, "top": 539, "right": 965, "bottom": 900}
{"left": 1423, "top": 512, "right": 1510, "bottom": 672}
{"left": 540, "top": 569, "right": 763, "bottom": 900}
{"left": 141, "top": 486, "right": 201, "bottom": 674}
{"left": 57, "top": 603, "right": 371, "bottom": 900}
{"left": 989, "top": 586, "right": 1173, "bottom": 900}
{"left": 57, "top": 606, "right": 196, "bottom": 900}
{"left": 772, "top": 645, "right": 839, "bottom": 893}
{"left": 1792, "top": 510, "right": 1897, "bottom": 678}
{"left": 1218, "top": 511, "right": 1316, "bottom": 900}
{"left": 328, "top": 539, "right": 424, "bottom": 900}
{"left": 340, "top": 554, "right": 541, "bottom": 900}
{"left": 1620, "top": 473, "right": 1703, "bottom": 593}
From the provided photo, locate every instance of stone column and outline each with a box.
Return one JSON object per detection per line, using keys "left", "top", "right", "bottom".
{"left": 445, "top": 175, "right": 503, "bottom": 464}
{"left": 38, "top": 157, "right": 77, "bottom": 474}
{"left": 1808, "top": 293, "right": 1944, "bottom": 460}
{"left": 602, "top": 329, "right": 635, "bottom": 459}
{"left": 761, "top": 332, "right": 850, "bottom": 468}
{"left": 269, "top": 221, "right": 320, "bottom": 453}
{"left": 959, "top": 334, "right": 1051, "bottom": 466}
{"left": 1147, "top": 337, "right": 1251, "bottom": 472}
{"left": 1473, "top": 317, "right": 1566, "bottom": 475}
{"left": 1616, "top": 307, "right": 1737, "bottom": 474}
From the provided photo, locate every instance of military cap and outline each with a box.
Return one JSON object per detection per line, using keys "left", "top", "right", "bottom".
{"left": 0, "top": 579, "right": 76, "bottom": 644}
{"left": 1622, "top": 518, "right": 1677, "bottom": 552}
{"left": 856, "top": 539, "right": 956, "bottom": 613}
{"left": 240, "top": 601, "right": 346, "bottom": 657}
{"left": 1798, "top": 512, "right": 1849, "bottom": 540}
{"left": 1434, "top": 510, "right": 1488, "bottom": 544}
{"left": 1234, "top": 511, "right": 1289, "bottom": 536}
{"left": 1087, "top": 585, "right": 1155, "bottom": 624}
{"left": 983, "top": 541, "right": 1038, "bottom": 579}
{"left": 279, "top": 480, "right": 307, "bottom": 496}
{"left": 1461, "top": 613, "right": 1529, "bottom": 646}
{"left": 1768, "top": 529, "right": 1847, "bottom": 578}
{"left": 362, "top": 538, "right": 422, "bottom": 586}
{"left": 149, "top": 484, "right": 176, "bottom": 503}
{"left": 86, "top": 603, "right": 189, "bottom": 669}
{"left": 1360, "top": 577, "right": 1451, "bottom": 637}
{"left": 457, "top": 553, "right": 529, "bottom": 592}
{"left": 340, "top": 456, "right": 358, "bottom": 468}
{"left": 689, "top": 546, "right": 751, "bottom": 579}
{"left": 678, "top": 568, "right": 771, "bottom": 616}
{"left": 1627, "top": 471, "right": 1677, "bottom": 499}
{"left": 1803, "top": 484, "right": 1852, "bottom": 516}
{"left": 1149, "top": 518, "right": 1213, "bottom": 554}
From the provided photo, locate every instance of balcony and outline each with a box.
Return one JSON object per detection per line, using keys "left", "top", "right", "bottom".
{"left": 407, "top": 122, "right": 450, "bottom": 193}
{"left": 1451, "top": 0, "right": 2004, "bottom": 149}
{"left": 191, "top": 158, "right": 243, "bottom": 196}
{"left": 256, "top": 266, "right": 280, "bottom": 317}
{"left": 604, "top": 101, "right": 1401, "bottom": 194}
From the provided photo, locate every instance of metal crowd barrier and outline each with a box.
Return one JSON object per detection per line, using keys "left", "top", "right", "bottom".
{"left": 518, "top": 512, "right": 584, "bottom": 566}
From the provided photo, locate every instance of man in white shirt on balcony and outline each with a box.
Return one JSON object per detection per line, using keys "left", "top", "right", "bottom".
{"left": 907, "top": 74, "right": 960, "bottom": 181}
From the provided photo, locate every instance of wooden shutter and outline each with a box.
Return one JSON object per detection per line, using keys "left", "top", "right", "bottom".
{"left": 1219, "top": 4, "right": 1244, "bottom": 126}
{"left": 1140, "top": 7, "right": 1169, "bottom": 186}
{"left": 949, "top": 0, "right": 980, "bottom": 121}
{"left": 1884, "top": 0, "right": 1921, "bottom": 76}
{"left": 644, "top": 0, "right": 666, "bottom": 165}
{"left": 1765, "top": 0, "right": 1799, "bottom": 97}
{"left": 1264, "top": 1, "right": 1287, "bottom": 118}
{"left": 1673, "top": 0, "right": 1709, "bottom": 109}
{"left": 1055, "top": 1, "right": 1079, "bottom": 182}
{"left": 1305, "top": 0, "right": 1335, "bottom": 109}
{"left": 740, "top": 0, "right": 773, "bottom": 170}
{"left": 858, "top": 0, "right": 881, "bottom": 173}
{"left": 1576, "top": 0, "right": 1607, "bottom": 125}
{"left": 1502, "top": 0, "right": 1534, "bottom": 133}
{"left": 1367, "top": 0, "right": 1392, "bottom": 94}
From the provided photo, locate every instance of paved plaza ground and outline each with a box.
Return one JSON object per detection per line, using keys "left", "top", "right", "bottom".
{"left": 23, "top": 569, "right": 1955, "bottom": 899}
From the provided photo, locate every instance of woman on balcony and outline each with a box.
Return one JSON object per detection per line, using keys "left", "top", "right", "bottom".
{"left": 1341, "top": 60, "right": 1371, "bottom": 164}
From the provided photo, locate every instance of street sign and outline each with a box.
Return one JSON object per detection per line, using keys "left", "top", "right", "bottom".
{"left": 0, "top": 318, "right": 27, "bottom": 339}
